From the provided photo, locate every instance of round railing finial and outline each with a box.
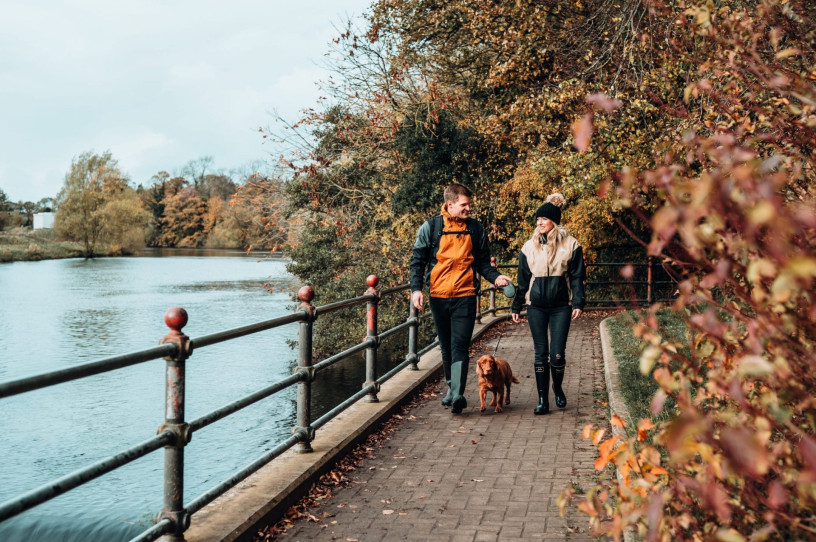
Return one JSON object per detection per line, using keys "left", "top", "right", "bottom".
{"left": 298, "top": 285, "right": 315, "bottom": 303}
{"left": 164, "top": 307, "right": 188, "bottom": 332}
{"left": 366, "top": 274, "right": 379, "bottom": 288}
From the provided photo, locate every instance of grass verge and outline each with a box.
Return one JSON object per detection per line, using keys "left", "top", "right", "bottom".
{"left": 605, "top": 308, "right": 687, "bottom": 429}
{"left": 0, "top": 228, "right": 85, "bottom": 262}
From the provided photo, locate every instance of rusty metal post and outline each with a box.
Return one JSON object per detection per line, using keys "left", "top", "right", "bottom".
{"left": 364, "top": 275, "right": 380, "bottom": 403}
{"left": 157, "top": 307, "right": 193, "bottom": 541}
{"left": 488, "top": 256, "right": 497, "bottom": 316}
{"left": 294, "top": 286, "right": 316, "bottom": 453}
{"left": 406, "top": 301, "right": 419, "bottom": 371}
{"left": 647, "top": 256, "right": 653, "bottom": 305}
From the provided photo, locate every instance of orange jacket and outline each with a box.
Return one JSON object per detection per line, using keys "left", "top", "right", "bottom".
{"left": 410, "top": 205, "right": 500, "bottom": 298}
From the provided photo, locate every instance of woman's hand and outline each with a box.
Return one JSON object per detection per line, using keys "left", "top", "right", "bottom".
{"left": 511, "top": 313, "right": 521, "bottom": 323}
{"left": 571, "top": 308, "right": 583, "bottom": 320}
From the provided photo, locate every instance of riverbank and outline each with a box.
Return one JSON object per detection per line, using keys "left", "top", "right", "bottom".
{"left": 0, "top": 229, "right": 84, "bottom": 262}
{"left": 0, "top": 229, "right": 285, "bottom": 263}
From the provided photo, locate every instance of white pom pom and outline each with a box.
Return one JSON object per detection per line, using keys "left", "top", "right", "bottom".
{"left": 546, "top": 193, "right": 567, "bottom": 209}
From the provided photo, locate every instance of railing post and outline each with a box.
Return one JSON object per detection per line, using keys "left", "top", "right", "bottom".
{"left": 488, "top": 256, "right": 497, "bottom": 316}
{"left": 295, "top": 286, "right": 316, "bottom": 453}
{"left": 406, "top": 301, "right": 419, "bottom": 371}
{"left": 364, "top": 275, "right": 380, "bottom": 403}
{"left": 157, "top": 307, "right": 193, "bottom": 541}
{"left": 647, "top": 256, "right": 653, "bottom": 305}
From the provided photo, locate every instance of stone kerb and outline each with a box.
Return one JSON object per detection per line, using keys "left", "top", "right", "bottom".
{"left": 599, "top": 317, "right": 637, "bottom": 542}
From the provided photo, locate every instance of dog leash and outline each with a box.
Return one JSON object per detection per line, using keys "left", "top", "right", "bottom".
{"left": 493, "top": 330, "right": 503, "bottom": 355}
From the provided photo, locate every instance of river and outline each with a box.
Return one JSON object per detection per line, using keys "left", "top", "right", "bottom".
{"left": 0, "top": 250, "right": 392, "bottom": 541}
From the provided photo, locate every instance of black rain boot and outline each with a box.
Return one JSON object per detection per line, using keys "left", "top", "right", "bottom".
{"left": 534, "top": 364, "right": 550, "bottom": 415}
{"left": 441, "top": 359, "right": 453, "bottom": 406}
{"left": 450, "top": 360, "right": 468, "bottom": 414}
{"left": 551, "top": 364, "right": 566, "bottom": 409}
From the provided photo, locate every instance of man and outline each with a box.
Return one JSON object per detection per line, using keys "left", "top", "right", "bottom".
{"left": 410, "top": 183, "right": 511, "bottom": 414}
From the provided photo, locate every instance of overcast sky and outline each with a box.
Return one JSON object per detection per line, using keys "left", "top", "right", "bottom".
{"left": 0, "top": 0, "right": 373, "bottom": 203}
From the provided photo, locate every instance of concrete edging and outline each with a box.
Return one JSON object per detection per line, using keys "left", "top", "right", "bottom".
{"left": 599, "top": 317, "right": 638, "bottom": 542}
{"left": 184, "top": 313, "right": 511, "bottom": 542}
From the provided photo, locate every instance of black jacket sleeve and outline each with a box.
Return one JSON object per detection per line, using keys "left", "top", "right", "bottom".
{"left": 512, "top": 250, "right": 531, "bottom": 314}
{"left": 409, "top": 220, "right": 432, "bottom": 292}
{"left": 472, "top": 219, "right": 501, "bottom": 284}
{"left": 569, "top": 245, "right": 586, "bottom": 310}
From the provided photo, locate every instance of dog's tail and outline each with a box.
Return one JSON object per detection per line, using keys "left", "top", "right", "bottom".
{"left": 511, "top": 376, "right": 520, "bottom": 384}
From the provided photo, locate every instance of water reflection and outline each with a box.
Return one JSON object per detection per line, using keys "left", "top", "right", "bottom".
{"left": 0, "top": 254, "right": 423, "bottom": 542}
{"left": 0, "top": 255, "right": 298, "bottom": 542}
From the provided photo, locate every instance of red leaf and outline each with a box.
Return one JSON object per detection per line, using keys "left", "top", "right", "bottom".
{"left": 586, "top": 92, "right": 623, "bottom": 112}
{"left": 768, "top": 481, "right": 788, "bottom": 509}
{"left": 800, "top": 436, "right": 816, "bottom": 472}
{"left": 572, "top": 112, "right": 594, "bottom": 151}
{"left": 720, "top": 427, "right": 769, "bottom": 478}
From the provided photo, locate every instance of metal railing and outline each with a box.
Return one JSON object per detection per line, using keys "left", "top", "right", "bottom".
{"left": 0, "top": 274, "right": 447, "bottom": 542}
{"left": 0, "top": 258, "right": 674, "bottom": 541}
{"left": 490, "top": 256, "right": 676, "bottom": 311}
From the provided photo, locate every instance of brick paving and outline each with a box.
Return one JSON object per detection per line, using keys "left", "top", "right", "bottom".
{"left": 275, "top": 316, "right": 606, "bottom": 542}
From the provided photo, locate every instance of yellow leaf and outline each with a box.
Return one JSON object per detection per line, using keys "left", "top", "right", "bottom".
{"left": 640, "top": 345, "right": 661, "bottom": 375}
{"left": 770, "top": 273, "right": 795, "bottom": 303}
{"left": 746, "top": 258, "right": 776, "bottom": 283}
{"left": 684, "top": 82, "right": 695, "bottom": 103}
{"left": 737, "top": 355, "right": 773, "bottom": 378}
{"left": 748, "top": 201, "right": 776, "bottom": 226}
{"left": 775, "top": 47, "right": 800, "bottom": 60}
{"left": 787, "top": 256, "right": 816, "bottom": 278}
{"left": 716, "top": 528, "right": 746, "bottom": 542}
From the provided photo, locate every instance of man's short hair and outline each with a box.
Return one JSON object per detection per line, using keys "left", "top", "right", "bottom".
{"left": 443, "top": 183, "right": 472, "bottom": 203}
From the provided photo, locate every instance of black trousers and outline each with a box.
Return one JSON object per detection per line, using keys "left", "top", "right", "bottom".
{"left": 429, "top": 295, "right": 477, "bottom": 395}
{"left": 526, "top": 304, "right": 572, "bottom": 368}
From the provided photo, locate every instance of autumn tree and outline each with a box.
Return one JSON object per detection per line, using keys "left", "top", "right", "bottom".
{"left": 55, "top": 150, "right": 132, "bottom": 258}
{"left": 139, "top": 171, "right": 170, "bottom": 247}
{"left": 262, "top": 0, "right": 672, "bottom": 352}
{"left": 568, "top": 1, "right": 816, "bottom": 540}
{"left": 0, "top": 188, "right": 10, "bottom": 230}
{"left": 100, "top": 187, "right": 151, "bottom": 255}
{"left": 159, "top": 186, "right": 208, "bottom": 247}
{"left": 179, "top": 156, "right": 215, "bottom": 195}
{"left": 218, "top": 173, "right": 288, "bottom": 251}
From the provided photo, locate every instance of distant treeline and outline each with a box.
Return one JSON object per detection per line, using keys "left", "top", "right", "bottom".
{"left": 0, "top": 154, "right": 292, "bottom": 259}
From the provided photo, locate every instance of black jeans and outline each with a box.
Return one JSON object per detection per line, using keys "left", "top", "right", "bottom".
{"left": 430, "top": 295, "right": 477, "bottom": 397}
{"left": 526, "top": 304, "right": 572, "bottom": 368}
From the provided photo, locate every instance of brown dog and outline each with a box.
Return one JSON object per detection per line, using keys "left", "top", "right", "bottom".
{"left": 476, "top": 354, "right": 520, "bottom": 413}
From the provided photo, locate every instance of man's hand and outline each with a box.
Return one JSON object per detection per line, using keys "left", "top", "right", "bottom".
{"left": 572, "top": 308, "right": 583, "bottom": 320}
{"left": 411, "top": 290, "right": 424, "bottom": 311}
{"left": 494, "top": 275, "right": 512, "bottom": 287}
{"left": 511, "top": 313, "right": 521, "bottom": 323}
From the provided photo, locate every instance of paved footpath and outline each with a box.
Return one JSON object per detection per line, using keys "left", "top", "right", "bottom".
{"left": 271, "top": 316, "right": 607, "bottom": 541}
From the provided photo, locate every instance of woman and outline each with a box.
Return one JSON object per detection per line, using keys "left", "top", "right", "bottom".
{"left": 511, "top": 193, "right": 586, "bottom": 415}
